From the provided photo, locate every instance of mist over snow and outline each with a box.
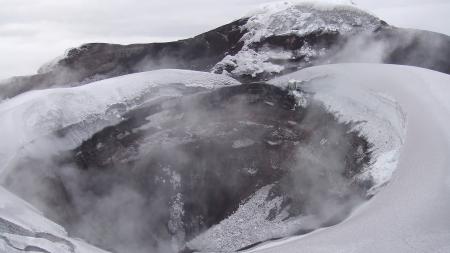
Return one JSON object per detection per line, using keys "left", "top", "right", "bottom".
{"left": 0, "top": 0, "right": 449, "bottom": 79}
{"left": 0, "top": 1, "right": 449, "bottom": 253}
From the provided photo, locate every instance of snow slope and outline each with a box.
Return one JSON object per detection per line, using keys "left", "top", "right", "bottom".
{"left": 246, "top": 63, "right": 450, "bottom": 253}
{"left": 0, "top": 186, "right": 109, "bottom": 253}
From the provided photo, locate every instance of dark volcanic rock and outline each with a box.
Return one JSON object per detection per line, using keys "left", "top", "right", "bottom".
{"left": 3, "top": 83, "right": 371, "bottom": 253}
{"left": 0, "top": 19, "right": 248, "bottom": 100}
{"left": 377, "top": 28, "right": 450, "bottom": 74}
{"left": 1, "top": 6, "right": 449, "bottom": 100}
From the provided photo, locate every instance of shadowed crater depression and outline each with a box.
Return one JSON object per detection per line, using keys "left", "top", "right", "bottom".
{"left": 3, "top": 82, "right": 372, "bottom": 253}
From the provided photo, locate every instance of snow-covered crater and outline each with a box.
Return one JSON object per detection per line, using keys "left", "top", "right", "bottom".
{"left": 0, "top": 67, "right": 374, "bottom": 253}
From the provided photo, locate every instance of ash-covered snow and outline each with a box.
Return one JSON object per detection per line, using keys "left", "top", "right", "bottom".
{"left": 247, "top": 64, "right": 450, "bottom": 253}
{"left": 213, "top": 1, "right": 382, "bottom": 77}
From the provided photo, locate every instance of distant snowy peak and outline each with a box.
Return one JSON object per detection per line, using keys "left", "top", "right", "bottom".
{"left": 38, "top": 1, "right": 383, "bottom": 79}
{"left": 244, "top": 0, "right": 363, "bottom": 17}
{"left": 242, "top": 1, "right": 381, "bottom": 43}
{"left": 213, "top": 1, "right": 384, "bottom": 78}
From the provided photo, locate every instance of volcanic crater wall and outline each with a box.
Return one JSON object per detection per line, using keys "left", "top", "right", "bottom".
{"left": 3, "top": 82, "right": 371, "bottom": 253}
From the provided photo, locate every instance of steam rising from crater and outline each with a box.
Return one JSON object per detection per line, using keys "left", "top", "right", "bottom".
{"left": 1, "top": 79, "right": 372, "bottom": 253}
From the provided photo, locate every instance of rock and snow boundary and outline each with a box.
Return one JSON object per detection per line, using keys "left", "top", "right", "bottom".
{"left": 213, "top": 1, "right": 382, "bottom": 78}
{"left": 245, "top": 63, "right": 450, "bottom": 253}
{"left": 270, "top": 64, "right": 407, "bottom": 194}
{"left": 0, "top": 70, "right": 238, "bottom": 180}
{"left": 187, "top": 62, "right": 409, "bottom": 251}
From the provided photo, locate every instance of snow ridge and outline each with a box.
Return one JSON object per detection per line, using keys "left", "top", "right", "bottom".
{"left": 271, "top": 66, "right": 407, "bottom": 193}
{"left": 0, "top": 70, "right": 239, "bottom": 179}
{"left": 252, "top": 64, "right": 450, "bottom": 253}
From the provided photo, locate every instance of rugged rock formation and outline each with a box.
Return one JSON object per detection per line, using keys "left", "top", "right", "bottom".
{"left": 1, "top": 3, "right": 449, "bottom": 100}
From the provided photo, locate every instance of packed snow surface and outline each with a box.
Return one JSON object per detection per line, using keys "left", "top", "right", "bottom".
{"left": 245, "top": 63, "right": 450, "bottom": 253}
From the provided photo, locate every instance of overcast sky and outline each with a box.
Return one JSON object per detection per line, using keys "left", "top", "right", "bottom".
{"left": 0, "top": 0, "right": 449, "bottom": 80}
